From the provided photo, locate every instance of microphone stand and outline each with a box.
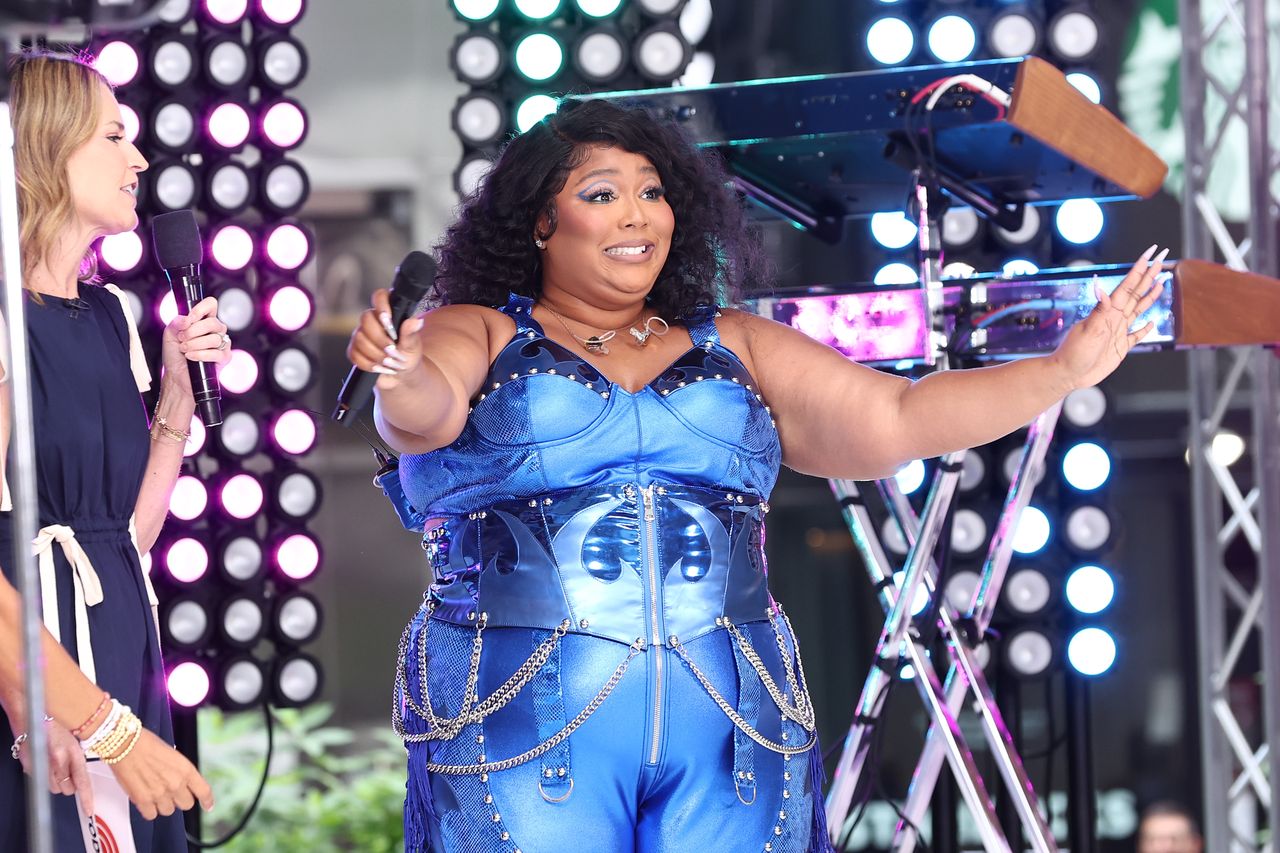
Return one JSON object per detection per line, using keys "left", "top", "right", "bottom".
{"left": 0, "top": 38, "right": 53, "bottom": 853}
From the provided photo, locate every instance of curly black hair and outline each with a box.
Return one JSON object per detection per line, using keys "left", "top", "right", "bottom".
{"left": 433, "top": 98, "right": 766, "bottom": 320}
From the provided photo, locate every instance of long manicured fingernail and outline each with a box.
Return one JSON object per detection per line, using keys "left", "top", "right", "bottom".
{"left": 384, "top": 343, "right": 404, "bottom": 360}
{"left": 1151, "top": 248, "right": 1170, "bottom": 267}
{"left": 383, "top": 355, "right": 409, "bottom": 371}
{"left": 1139, "top": 243, "right": 1158, "bottom": 262}
{"left": 370, "top": 365, "right": 397, "bottom": 375}
{"left": 379, "top": 311, "right": 398, "bottom": 342}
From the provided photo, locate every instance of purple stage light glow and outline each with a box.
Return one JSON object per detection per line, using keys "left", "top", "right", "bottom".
{"left": 169, "top": 475, "right": 208, "bottom": 521}
{"left": 220, "top": 349, "right": 260, "bottom": 395}
{"left": 168, "top": 661, "right": 212, "bottom": 707}
{"left": 95, "top": 41, "right": 140, "bottom": 86}
{"left": 783, "top": 291, "right": 927, "bottom": 364}
{"left": 259, "top": 0, "right": 304, "bottom": 25}
{"left": 166, "top": 536, "right": 210, "bottom": 583}
{"left": 157, "top": 291, "right": 179, "bottom": 326}
{"left": 204, "top": 0, "right": 248, "bottom": 24}
{"left": 210, "top": 223, "right": 254, "bottom": 271}
{"left": 207, "top": 102, "right": 251, "bottom": 149}
{"left": 267, "top": 285, "right": 312, "bottom": 331}
{"left": 99, "top": 231, "right": 144, "bottom": 273}
{"left": 260, "top": 100, "right": 306, "bottom": 148}
{"left": 119, "top": 104, "right": 141, "bottom": 143}
{"left": 221, "top": 473, "right": 265, "bottom": 519}
{"left": 264, "top": 223, "right": 310, "bottom": 270}
{"left": 272, "top": 408, "right": 316, "bottom": 455}
{"left": 185, "top": 416, "right": 206, "bottom": 458}
{"left": 276, "top": 533, "right": 319, "bottom": 580}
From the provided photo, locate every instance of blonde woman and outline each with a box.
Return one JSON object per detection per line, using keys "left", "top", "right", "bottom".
{"left": 0, "top": 51, "right": 228, "bottom": 850}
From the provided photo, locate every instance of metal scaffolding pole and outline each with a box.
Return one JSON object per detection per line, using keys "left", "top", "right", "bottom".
{"left": 1179, "top": 1, "right": 1280, "bottom": 851}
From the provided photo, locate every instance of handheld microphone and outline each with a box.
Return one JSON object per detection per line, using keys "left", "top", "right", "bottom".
{"left": 151, "top": 210, "right": 223, "bottom": 428}
{"left": 332, "top": 250, "right": 435, "bottom": 425}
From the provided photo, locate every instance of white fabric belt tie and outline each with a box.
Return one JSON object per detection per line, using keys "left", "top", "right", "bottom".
{"left": 33, "top": 524, "right": 103, "bottom": 683}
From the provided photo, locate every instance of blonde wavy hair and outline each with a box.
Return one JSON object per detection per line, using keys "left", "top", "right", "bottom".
{"left": 10, "top": 50, "right": 110, "bottom": 289}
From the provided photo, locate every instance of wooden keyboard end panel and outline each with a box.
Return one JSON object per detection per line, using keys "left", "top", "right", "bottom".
{"left": 1174, "top": 258, "right": 1280, "bottom": 346}
{"left": 1007, "top": 56, "right": 1168, "bottom": 199}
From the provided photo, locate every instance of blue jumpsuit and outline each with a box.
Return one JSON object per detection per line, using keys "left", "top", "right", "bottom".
{"left": 385, "top": 296, "right": 831, "bottom": 853}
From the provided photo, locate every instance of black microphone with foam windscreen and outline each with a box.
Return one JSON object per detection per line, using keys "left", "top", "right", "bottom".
{"left": 151, "top": 209, "right": 223, "bottom": 427}
{"left": 332, "top": 250, "right": 435, "bottom": 425}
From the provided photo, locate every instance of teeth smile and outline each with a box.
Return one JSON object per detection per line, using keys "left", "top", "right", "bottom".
{"left": 605, "top": 245, "right": 648, "bottom": 256}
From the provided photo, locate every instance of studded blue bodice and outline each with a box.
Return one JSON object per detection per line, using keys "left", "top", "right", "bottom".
{"left": 397, "top": 294, "right": 782, "bottom": 518}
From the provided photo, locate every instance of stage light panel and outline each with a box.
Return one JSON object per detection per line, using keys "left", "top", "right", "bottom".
{"left": 1012, "top": 505, "right": 1051, "bottom": 554}
{"left": 220, "top": 534, "right": 264, "bottom": 582}
{"left": 150, "top": 37, "right": 196, "bottom": 88}
{"left": 260, "top": 99, "right": 307, "bottom": 149}
{"left": 1002, "top": 258, "right": 1040, "bottom": 276}
{"left": 210, "top": 223, "right": 255, "bottom": 271}
{"left": 152, "top": 100, "right": 196, "bottom": 152}
{"left": 166, "top": 535, "right": 210, "bottom": 582}
{"left": 455, "top": 92, "right": 506, "bottom": 145}
{"left": 1065, "top": 72, "right": 1102, "bottom": 104}
{"left": 274, "top": 470, "right": 321, "bottom": 520}
{"left": 454, "top": 152, "right": 492, "bottom": 198}
{"left": 274, "top": 654, "right": 321, "bottom": 705}
{"left": 206, "top": 161, "right": 253, "bottom": 216}
{"left": 1006, "top": 628, "right": 1054, "bottom": 677}
{"left": 204, "top": 36, "right": 251, "bottom": 89}
{"left": 874, "top": 262, "right": 918, "bottom": 286}
{"left": 207, "top": 101, "right": 252, "bottom": 149}
{"left": 217, "top": 410, "right": 262, "bottom": 457}
{"left": 257, "top": 36, "right": 307, "bottom": 89}
{"left": 152, "top": 160, "right": 198, "bottom": 211}
{"left": 958, "top": 452, "right": 987, "bottom": 492}
{"left": 220, "top": 350, "right": 261, "bottom": 395}
{"left": 513, "top": 0, "right": 560, "bottom": 20}
{"left": 451, "top": 0, "right": 500, "bottom": 21}
{"left": 266, "top": 284, "right": 313, "bottom": 331}
{"left": 866, "top": 16, "right": 915, "bottom": 65}
{"left": 95, "top": 40, "right": 140, "bottom": 87}
{"left": 634, "top": 23, "right": 691, "bottom": 80}
{"left": 894, "top": 459, "right": 926, "bottom": 495}
{"left": 267, "top": 346, "right": 315, "bottom": 395}
{"left": 157, "top": 0, "right": 193, "bottom": 25}
{"left": 636, "top": 0, "right": 684, "bottom": 15}
{"left": 220, "top": 597, "right": 265, "bottom": 646}
{"left": 870, "top": 211, "right": 917, "bottom": 249}
{"left": 1063, "top": 386, "right": 1107, "bottom": 428}
{"left": 944, "top": 569, "right": 981, "bottom": 614}
{"left": 157, "top": 291, "right": 179, "bottom": 326}
{"left": 1048, "top": 7, "right": 1100, "bottom": 61}
{"left": 1064, "top": 505, "right": 1112, "bottom": 553}
{"left": 119, "top": 103, "right": 140, "bottom": 143}
{"left": 221, "top": 656, "right": 265, "bottom": 707}
{"left": 951, "top": 508, "right": 988, "bottom": 556}
{"left": 988, "top": 10, "right": 1039, "bottom": 57}
{"left": 216, "top": 285, "right": 256, "bottom": 333}
{"left": 515, "top": 94, "right": 558, "bottom": 133}
{"left": 452, "top": 32, "right": 505, "bottom": 86}
{"left": 170, "top": 476, "right": 209, "bottom": 522}
{"left": 880, "top": 517, "right": 908, "bottom": 556}
{"left": 993, "top": 204, "right": 1041, "bottom": 246}
{"left": 272, "top": 408, "right": 318, "bottom": 455}
{"left": 185, "top": 417, "right": 206, "bottom": 458}
{"left": 513, "top": 32, "right": 565, "bottom": 82}
{"left": 165, "top": 598, "right": 210, "bottom": 647}
{"left": 1004, "top": 568, "right": 1051, "bottom": 615}
{"left": 220, "top": 472, "right": 265, "bottom": 520}
{"left": 257, "top": 0, "right": 304, "bottom": 26}
{"left": 274, "top": 592, "right": 321, "bottom": 644}
{"left": 1211, "top": 430, "right": 1245, "bottom": 467}
{"left": 1065, "top": 565, "right": 1115, "bottom": 614}
{"left": 573, "top": 28, "right": 627, "bottom": 84}
{"left": 679, "top": 0, "right": 712, "bottom": 44}
{"left": 264, "top": 223, "right": 312, "bottom": 271}
{"left": 203, "top": 0, "right": 248, "bottom": 25}
{"left": 1062, "top": 442, "right": 1111, "bottom": 491}
{"left": 1067, "top": 627, "right": 1116, "bottom": 675}
{"left": 100, "top": 230, "right": 144, "bottom": 273}
{"left": 276, "top": 533, "right": 320, "bottom": 580}
{"left": 891, "top": 570, "right": 931, "bottom": 617}
{"left": 576, "top": 0, "right": 623, "bottom": 17}
{"left": 168, "top": 660, "right": 212, "bottom": 707}
{"left": 261, "top": 159, "right": 309, "bottom": 215}
{"left": 926, "top": 14, "right": 977, "bottom": 63}
{"left": 942, "top": 206, "right": 981, "bottom": 249}
{"left": 1055, "top": 198, "right": 1105, "bottom": 244}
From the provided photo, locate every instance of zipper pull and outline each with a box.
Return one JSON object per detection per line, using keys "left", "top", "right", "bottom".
{"left": 641, "top": 485, "right": 656, "bottom": 521}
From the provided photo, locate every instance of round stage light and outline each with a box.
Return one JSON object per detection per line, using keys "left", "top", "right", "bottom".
{"left": 680, "top": 51, "right": 715, "bottom": 86}
{"left": 152, "top": 160, "right": 198, "bottom": 211}
{"left": 993, "top": 205, "right": 1041, "bottom": 246}
{"left": 206, "top": 161, "right": 253, "bottom": 216}
{"left": 119, "top": 103, "right": 141, "bottom": 144}
{"left": 264, "top": 223, "right": 312, "bottom": 271}
{"left": 451, "top": 0, "right": 499, "bottom": 21}
{"left": 637, "top": 0, "right": 685, "bottom": 15}
{"left": 951, "top": 508, "right": 988, "bottom": 556}
{"left": 272, "top": 408, "right": 318, "bottom": 455}
{"left": 152, "top": 100, "right": 196, "bottom": 152}
{"left": 1055, "top": 199, "right": 1105, "bottom": 245}
{"left": 275, "top": 654, "right": 322, "bottom": 705}
{"left": 1065, "top": 564, "right": 1115, "bottom": 614}
{"left": 156, "top": 291, "right": 179, "bottom": 326}
{"left": 1062, "top": 442, "right": 1111, "bottom": 491}
{"left": 165, "top": 599, "right": 209, "bottom": 647}
{"left": 926, "top": 15, "right": 978, "bottom": 63}
{"left": 276, "top": 533, "right": 320, "bottom": 580}
{"left": 157, "top": 0, "right": 193, "bottom": 25}
{"left": 217, "top": 410, "right": 261, "bottom": 458}
{"left": 959, "top": 453, "right": 987, "bottom": 492}
{"left": 274, "top": 592, "right": 321, "bottom": 644}
{"left": 274, "top": 470, "right": 321, "bottom": 520}
{"left": 1012, "top": 506, "right": 1051, "bottom": 554}
{"left": 892, "top": 570, "right": 931, "bottom": 617}
{"left": 880, "top": 517, "right": 908, "bottom": 556}
{"left": 119, "top": 288, "right": 144, "bottom": 328}
{"left": 166, "top": 536, "right": 210, "bottom": 583}
{"left": 577, "top": 0, "right": 623, "bottom": 16}
{"left": 1064, "top": 505, "right": 1112, "bottom": 553}
{"left": 168, "top": 661, "right": 212, "bottom": 708}
{"left": 185, "top": 417, "right": 206, "bottom": 458}
{"left": 894, "top": 459, "right": 926, "bottom": 495}
{"left": 988, "top": 10, "right": 1039, "bottom": 57}
{"left": 207, "top": 101, "right": 251, "bottom": 149}
{"left": 514, "top": 0, "right": 560, "bottom": 19}
{"left": 1066, "top": 72, "right": 1102, "bottom": 104}
{"left": 634, "top": 23, "right": 691, "bottom": 80}
{"left": 216, "top": 285, "right": 256, "bottom": 333}
{"left": 220, "top": 597, "right": 265, "bottom": 646}
{"left": 258, "top": 36, "right": 307, "bottom": 89}
{"left": 219, "top": 535, "right": 263, "bottom": 584}
{"left": 260, "top": 99, "right": 307, "bottom": 149}
{"left": 220, "top": 473, "right": 265, "bottom": 520}
{"left": 1048, "top": 8, "right": 1100, "bottom": 61}
{"left": 573, "top": 28, "right": 628, "bottom": 84}
{"left": 513, "top": 32, "right": 565, "bottom": 82}
{"left": 942, "top": 206, "right": 981, "bottom": 249}
{"left": 258, "top": 0, "right": 304, "bottom": 26}
{"left": 870, "top": 211, "right": 917, "bottom": 250}
{"left": 96, "top": 40, "right": 140, "bottom": 87}
{"left": 267, "top": 346, "right": 315, "bottom": 395}
{"left": 150, "top": 37, "right": 196, "bottom": 88}
{"left": 261, "top": 159, "right": 309, "bottom": 215}
{"left": 1063, "top": 386, "right": 1107, "bottom": 428}
{"left": 99, "top": 231, "right": 144, "bottom": 274}
{"left": 452, "top": 32, "right": 504, "bottom": 86}
{"left": 169, "top": 475, "right": 208, "bottom": 521}
{"left": 1002, "top": 259, "right": 1040, "bottom": 277}
{"left": 944, "top": 569, "right": 981, "bottom": 614}
{"left": 454, "top": 152, "right": 492, "bottom": 198}
{"left": 221, "top": 656, "right": 264, "bottom": 707}
{"left": 866, "top": 17, "right": 915, "bottom": 66}
{"left": 1067, "top": 627, "right": 1116, "bottom": 676}
{"left": 1004, "top": 568, "right": 1052, "bottom": 615}
{"left": 1006, "top": 629, "right": 1054, "bottom": 677}
{"left": 210, "top": 223, "right": 255, "bottom": 271}
{"left": 454, "top": 93, "right": 506, "bottom": 145}
{"left": 679, "top": 0, "right": 712, "bottom": 44}
{"left": 266, "top": 284, "right": 313, "bottom": 331}
{"left": 515, "top": 94, "right": 558, "bottom": 133}
{"left": 220, "top": 350, "right": 260, "bottom": 395}
{"left": 203, "top": 0, "right": 248, "bottom": 24}
{"left": 204, "top": 36, "right": 251, "bottom": 89}
{"left": 1211, "top": 430, "right": 1246, "bottom": 467}
{"left": 874, "top": 262, "right": 918, "bottom": 286}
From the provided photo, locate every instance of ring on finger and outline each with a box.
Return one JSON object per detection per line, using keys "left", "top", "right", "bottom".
{"left": 217, "top": 333, "right": 231, "bottom": 351}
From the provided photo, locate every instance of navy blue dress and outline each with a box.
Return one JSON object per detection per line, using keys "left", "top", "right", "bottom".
{"left": 0, "top": 285, "right": 185, "bottom": 851}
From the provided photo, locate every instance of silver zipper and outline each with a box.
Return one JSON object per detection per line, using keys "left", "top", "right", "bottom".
{"left": 640, "top": 484, "right": 664, "bottom": 765}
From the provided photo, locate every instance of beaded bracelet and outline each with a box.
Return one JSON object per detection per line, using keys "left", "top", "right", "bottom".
{"left": 72, "top": 691, "right": 112, "bottom": 739}
{"left": 80, "top": 699, "right": 126, "bottom": 754}
{"left": 103, "top": 722, "right": 143, "bottom": 766}
{"left": 95, "top": 714, "right": 143, "bottom": 763}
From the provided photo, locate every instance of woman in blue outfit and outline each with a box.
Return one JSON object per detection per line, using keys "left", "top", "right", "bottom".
{"left": 346, "top": 99, "right": 1166, "bottom": 853}
{"left": 0, "top": 52, "right": 228, "bottom": 850}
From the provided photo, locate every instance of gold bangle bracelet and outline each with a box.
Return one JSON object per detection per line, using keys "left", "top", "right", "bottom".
{"left": 150, "top": 415, "right": 189, "bottom": 444}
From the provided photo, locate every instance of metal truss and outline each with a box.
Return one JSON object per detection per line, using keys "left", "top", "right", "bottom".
{"left": 1180, "top": 1, "right": 1280, "bottom": 850}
